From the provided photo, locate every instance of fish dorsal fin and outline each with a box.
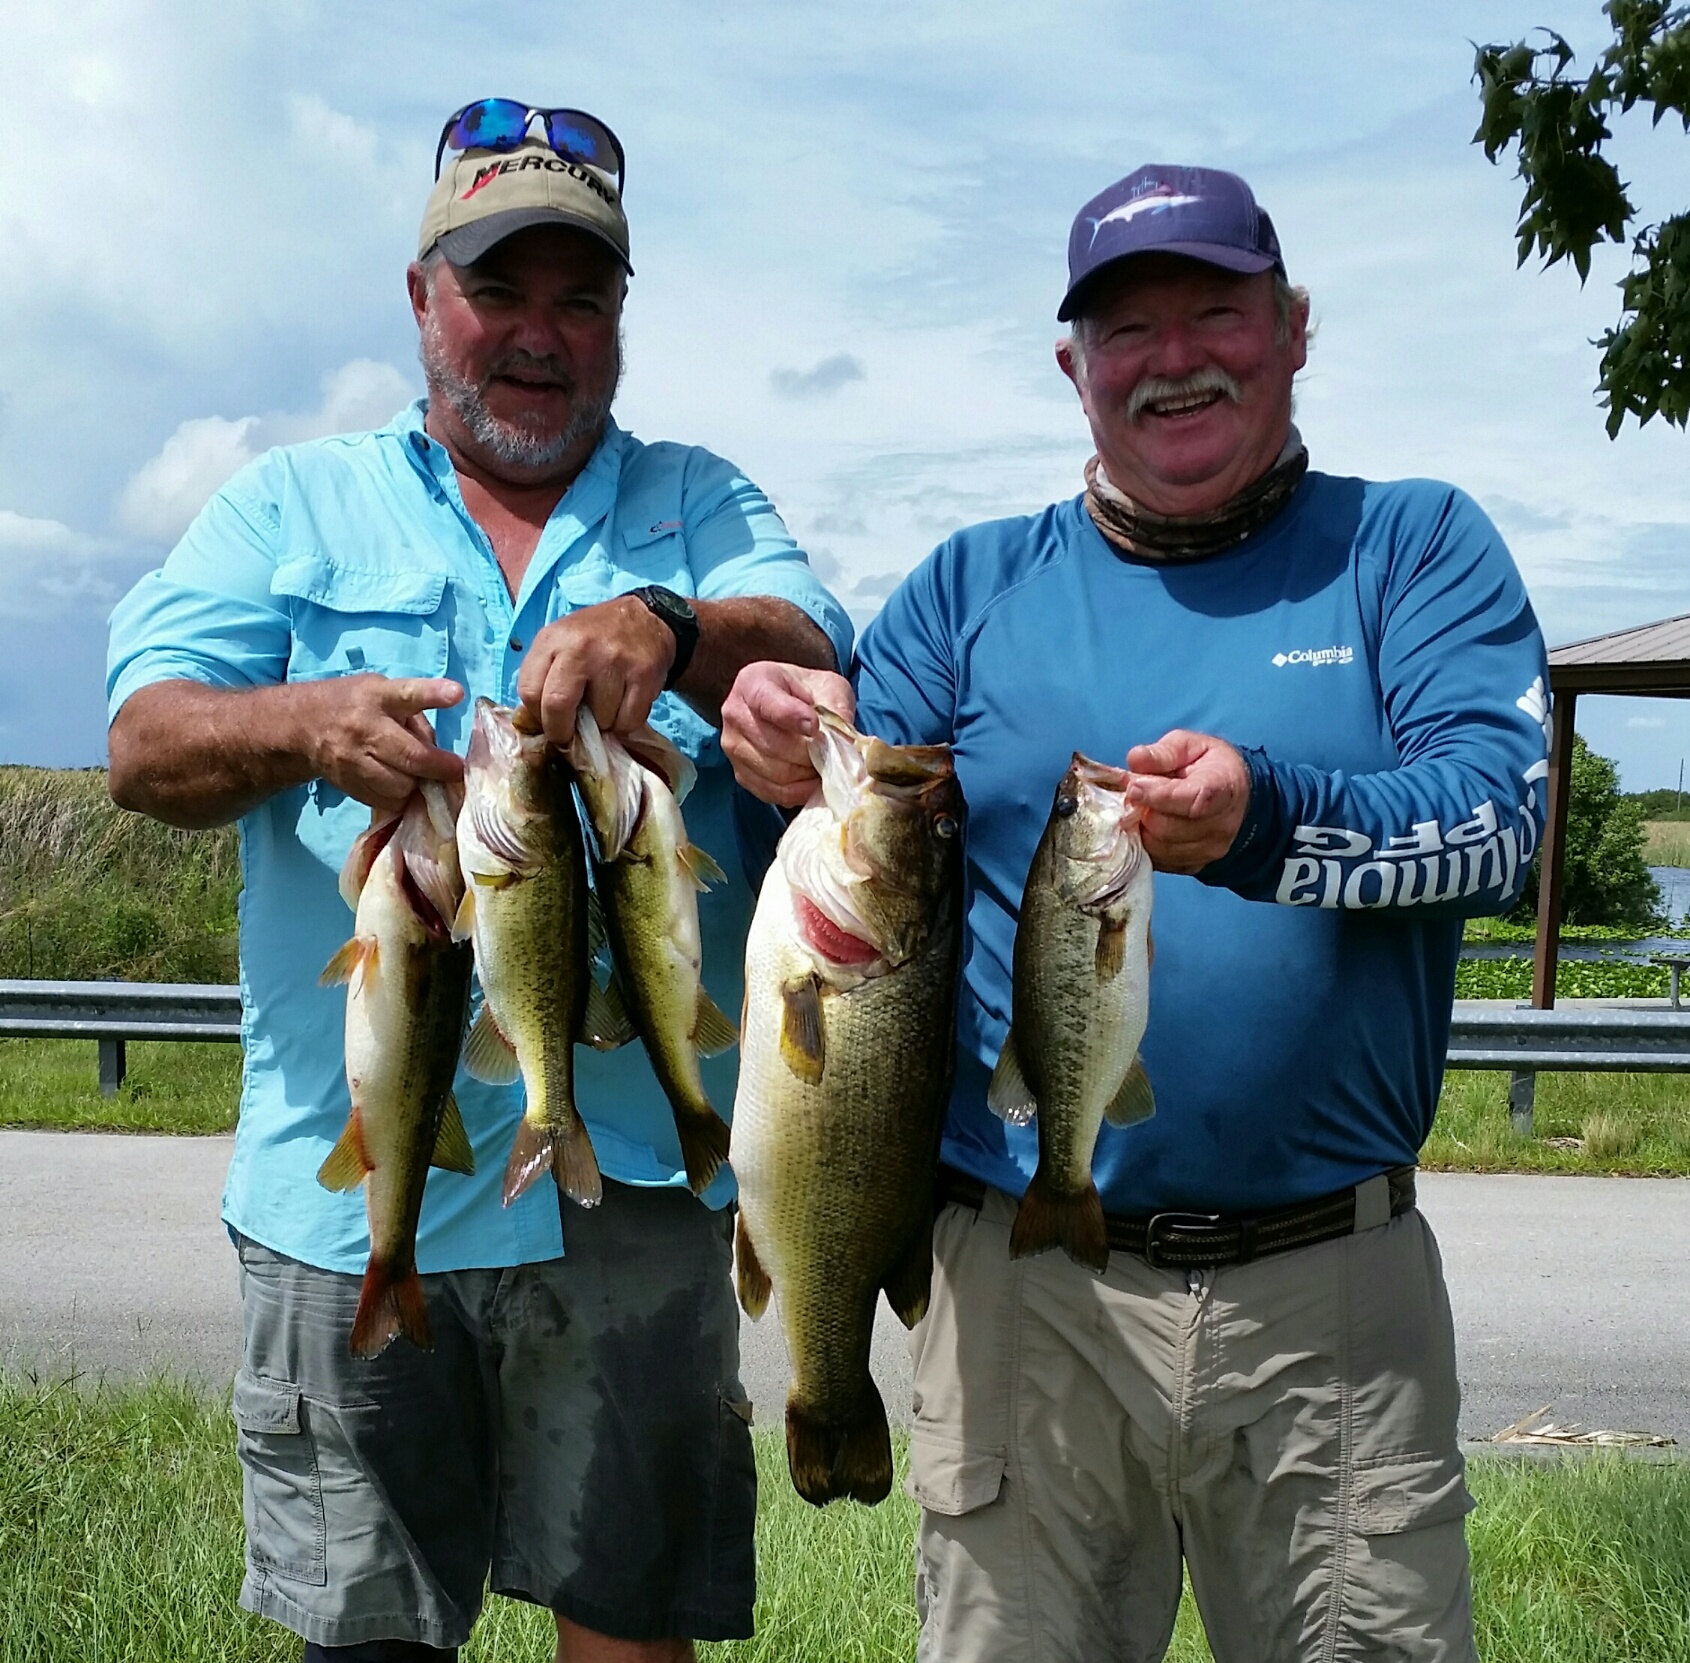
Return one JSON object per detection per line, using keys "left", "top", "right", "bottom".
{"left": 779, "top": 975, "right": 825, "bottom": 1084}
{"left": 987, "top": 1030, "right": 1037, "bottom": 1126}
{"left": 317, "top": 1109, "right": 371, "bottom": 1192}
{"left": 462, "top": 1006, "right": 521, "bottom": 1085}
{"left": 677, "top": 842, "right": 727, "bottom": 893}
{"left": 735, "top": 1213, "right": 772, "bottom": 1319}
{"left": 320, "top": 935, "right": 379, "bottom": 990}
{"left": 1095, "top": 916, "right": 1127, "bottom": 980}
{"left": 1104, "top": 1053, "right": 1156, "bottom": 1127}
{"left": 451, "top": 887, "right": 476, "bottom": 942}
{"left": 430, "top": 1093, "right": 476, "bottom": 1175}
{"left": 582, "top": 975, "right": 636, "bottom": 1050}
{"left": 692, "top": 988, "right": 739, "bottom": 1057}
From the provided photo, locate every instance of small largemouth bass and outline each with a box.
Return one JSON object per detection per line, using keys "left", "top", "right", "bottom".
{"left": 990, "top": 754, "right": 1154, "bottom": 1273}
{"left": 318, "top": 779, "right": 475, "bottom": 1357}
{"left": 568, "top": 708, "right": 736, "bottom": 1195}
{"left": 455, "top": 698, "right": 611, "bottom": 1209}
{"left": 733, "top": 709, "right": 964, "bottom": 1506}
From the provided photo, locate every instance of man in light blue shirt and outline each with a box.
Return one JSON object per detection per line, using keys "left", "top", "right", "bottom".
{"left": 107, "top": 102, "right": 850, "bottom": 1663}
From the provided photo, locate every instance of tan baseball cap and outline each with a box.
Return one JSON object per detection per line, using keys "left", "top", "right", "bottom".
{"left": 418, "top": 139, "right": 632, "bottom": 271}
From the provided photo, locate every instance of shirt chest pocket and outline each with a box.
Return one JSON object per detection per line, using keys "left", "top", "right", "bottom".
{"left": 616, "top": 519, "right": 690, "bottom": 593}
{"left": 272, "top": 554, "right": 451, "bottom": 683}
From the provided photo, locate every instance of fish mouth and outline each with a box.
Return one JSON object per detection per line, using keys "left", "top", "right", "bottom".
{"left": 812, "top": 707, "right": 956, "bottom": 832}
{"left": 1066, "top": 753, "right": 1140, "bottom": 833}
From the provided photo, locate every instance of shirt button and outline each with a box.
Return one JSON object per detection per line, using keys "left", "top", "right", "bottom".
{"left": 508, "top": 637, "right": 523, "bottom": 652}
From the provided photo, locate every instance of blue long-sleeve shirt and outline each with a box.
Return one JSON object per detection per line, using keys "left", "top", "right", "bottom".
{"left": 852, "top": 473, "right": 1549, "bottom": 1214}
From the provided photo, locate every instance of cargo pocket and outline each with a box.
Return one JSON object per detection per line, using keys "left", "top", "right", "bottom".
{"left": 707, "top": 1392, "right": 758, "bottom": 1608}
{"left": 1353, "top": 1452, "right": 1475, "bottom": 1537}
{"left": 906, "top": 1426, "right": 1006, "bottom": 1517}
{"left": 231, "top": 1370, "right": 328, "bottom": 1586}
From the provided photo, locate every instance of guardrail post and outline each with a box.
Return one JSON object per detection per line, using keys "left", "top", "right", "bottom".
{"left": 98, "top": 1037, "right": 127, "bottom": 1098}
{"left": 1508, "top": 1069, "right": 1535, "bottom": 1137}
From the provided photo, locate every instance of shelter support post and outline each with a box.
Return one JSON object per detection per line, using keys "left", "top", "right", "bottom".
{"left": 1531, "top": 689, "right": 1577, "bottom": 1012}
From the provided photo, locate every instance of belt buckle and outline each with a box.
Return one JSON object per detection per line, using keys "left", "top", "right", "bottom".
{"left": 1143, "top": 1210, "right": 1223, "bottom": 1270}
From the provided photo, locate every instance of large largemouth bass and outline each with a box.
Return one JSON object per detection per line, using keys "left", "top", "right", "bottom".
{"left": 568, "top": 708, "right": 737, "bottom": 1195}
{"left": 455, "top": 698, "right": 610, "bottom": 1208}
{"left": 990, "top": 754, "right": 1154, "bottom": 1273}
{"left": 318, "top": 779, "right": 475, "bottom": 1357}
{"left": 732, "top": 709, "right": 964, "bottom": 1506}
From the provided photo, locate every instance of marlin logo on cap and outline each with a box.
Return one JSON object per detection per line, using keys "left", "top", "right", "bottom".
{"left": 1087, "top": 186, "right": 1202, "bottom": 246}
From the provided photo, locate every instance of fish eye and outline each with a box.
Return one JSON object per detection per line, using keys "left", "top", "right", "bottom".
{"left": 1054, "top": 794, "right": 1078, "bottom": 818}
{"left": 934, "top": 814, "right": 958, "bottom": 840}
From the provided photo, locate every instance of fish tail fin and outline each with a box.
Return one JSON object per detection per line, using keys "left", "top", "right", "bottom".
{"left": 348, "top": 1259, "right": 431, "bottom": 1358}
{"left": 1010, "top": 1169, "right": 1109, "bottom": 1275}
{"left": 675, "top": 1107, "right": 731, "bottom": 1195}
{"left": 785, "top": 1389, "right": 893, "bottom": 1507}
{"left": 503, "top": 1113, "right": 603, "bottom": 1209}
{"left": 735, "top": 1214, "right": 771, "bottom": 1319}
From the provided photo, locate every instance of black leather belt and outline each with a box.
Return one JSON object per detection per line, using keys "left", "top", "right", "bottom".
{"left": 935, "top": 1164, "right": 1417, "bottom": 1270}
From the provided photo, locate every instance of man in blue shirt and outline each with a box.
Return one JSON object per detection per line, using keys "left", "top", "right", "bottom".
{"left": 724, "top": 165, "right": 1547, "bottom": 1661}
{"left": 108, "top": 103, "right": 852, "bottom": 1663}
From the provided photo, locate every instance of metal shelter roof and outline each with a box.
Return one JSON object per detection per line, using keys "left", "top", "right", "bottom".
{"left": 1549, "top": 613, "right": 1690, "bottom": 696}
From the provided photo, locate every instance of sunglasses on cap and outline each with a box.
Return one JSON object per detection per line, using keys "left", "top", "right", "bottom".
{"left": 434, "top": 99, "right": 625, "bottom": 188}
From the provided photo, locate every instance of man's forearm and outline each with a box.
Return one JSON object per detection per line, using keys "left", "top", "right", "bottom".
{"left": 108, "top": 681, "right": 320, "bottom": 829}
{"left": 677, "top": 597, "right": 838, "bottom": 727}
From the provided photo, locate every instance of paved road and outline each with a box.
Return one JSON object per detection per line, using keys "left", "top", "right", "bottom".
{"left": 3, "top": 1130, "right": 1687, "bottom": 1443}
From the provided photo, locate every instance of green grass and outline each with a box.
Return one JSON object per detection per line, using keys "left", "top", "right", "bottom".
{"left": 0, "top": 766, "right": 240, "bottom": 983}
{"left": 4, "top": 1377, "right": 1689, "bottom": 1662}
{"left": 1427, "top": 1070, "right": 1690, "bottom": 1175}
{"left": 1647, "top": 821, "right": 1690, "bottom": 869}
{"left": 0, "top": 1039, "right": 241, "bottom": 1134}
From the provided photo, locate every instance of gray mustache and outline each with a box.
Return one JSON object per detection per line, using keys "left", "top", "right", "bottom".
{"left": 1127, "top": 367, "right": 1242, "bottom": 423}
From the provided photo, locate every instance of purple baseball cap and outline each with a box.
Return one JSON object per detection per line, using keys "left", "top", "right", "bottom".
{"left": 1057, "top": 164, "right": 1285, "bottom": 322}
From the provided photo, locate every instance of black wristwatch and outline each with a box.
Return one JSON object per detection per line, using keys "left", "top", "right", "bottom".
{"left": 632, "top": 585, "right": 699, "bottom": 689}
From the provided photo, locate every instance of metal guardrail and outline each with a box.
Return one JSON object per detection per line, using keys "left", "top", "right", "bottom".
{"left": 0, "top": 980, "right": 241, "bottom": 1095}
{"left": 5, "top": 984, "right": 1690, "bottom": 1107}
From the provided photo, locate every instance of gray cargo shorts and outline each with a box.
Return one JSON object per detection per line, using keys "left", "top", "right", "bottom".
{"left": 909, "top": 1183, "right": 1476, "bottom": 1663}
{"left": 232, "top": 1180, "right": 757, "bottom": 1650}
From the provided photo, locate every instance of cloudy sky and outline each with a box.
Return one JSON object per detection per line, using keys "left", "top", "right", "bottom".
{"left": 4, "top": 0, "right": 1688, "bottom": 788}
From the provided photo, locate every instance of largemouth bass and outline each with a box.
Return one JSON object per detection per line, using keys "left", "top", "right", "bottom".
{"left": 732, "top": 709, "right": 964, "bottom": 1506}
{"left": 318, "top": 779, "right": 475, "bottom": 1357}
{"left": 455, "top": 697, "right": 613, "bottom": 1208}
{"left": 568, "top": 707, "right": 737, "bottom": 1195}
{"left": 989, "top": 754, "right": 1154, "bottom": 1273}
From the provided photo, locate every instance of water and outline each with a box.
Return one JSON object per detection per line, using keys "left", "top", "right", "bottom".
{"left": 1459, "top": 866, "right": 1690, "bottom": 963}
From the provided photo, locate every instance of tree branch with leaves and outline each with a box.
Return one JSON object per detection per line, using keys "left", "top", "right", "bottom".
{"left": 1474, "top": 1, "right": 1690, "bottom": 435}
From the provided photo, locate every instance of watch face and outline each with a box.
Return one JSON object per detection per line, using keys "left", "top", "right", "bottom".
{"left": 649, "top": 586, "right": 696, "bottom": 625}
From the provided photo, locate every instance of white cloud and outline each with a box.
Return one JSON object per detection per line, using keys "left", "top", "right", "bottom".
{"left": 0, "top": 510, "right": 129, "bottom": 619}
{"left": 1629, "top": 716, "right": 1667, "bottom": 730}
{"left": 115, "top": 359, "right": 415, "bottom": 543}
{"left": 770, "top": 354, "right": 867, "bottom": 400}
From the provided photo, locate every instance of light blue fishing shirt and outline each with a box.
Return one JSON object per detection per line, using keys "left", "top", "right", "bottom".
{"left": 107, "top": 402, "right": 853, "bottom": 1275}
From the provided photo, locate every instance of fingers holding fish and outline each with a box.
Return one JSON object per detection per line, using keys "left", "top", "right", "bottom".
{"left": 721, "top": 662, "right": 856, "bottom": 807}
{"left": 298, "top": 674, "right": 467, "bottom": 815}
{"left": 516, "top": 596, "right": 674, "bottom": 747}
{"left": 1124, "top": 729, "right": 1249, "bottom": 871}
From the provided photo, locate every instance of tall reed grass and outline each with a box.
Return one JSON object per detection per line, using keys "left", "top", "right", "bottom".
{"left": 0, "top": 767, "right": 240, "bottom": 982}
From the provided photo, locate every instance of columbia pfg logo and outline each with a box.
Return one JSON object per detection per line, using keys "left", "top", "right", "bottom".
{"left": 1272, "top": 645, "right": 1355, "bottom": 668}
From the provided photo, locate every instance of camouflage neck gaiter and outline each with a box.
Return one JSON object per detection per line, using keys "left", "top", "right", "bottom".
{"left": 1083, "top": 426, "right": 1308, "bottom": 564}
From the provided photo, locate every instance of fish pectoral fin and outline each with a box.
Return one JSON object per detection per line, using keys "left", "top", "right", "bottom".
{"left": 1104, "top": 1053, "right": 1156, "bottom": 1127}
{"left": 987, "top": 1030, "right": 1037, "bottom": 1126}
{"left": 317, "top": 1109, "right": 372, "bottom": 1192}
{"left": 1094, "top": 915, "right": 1127, "bottom": 980}
{"left": 581, "top": 975, "right": 636, "bottom": 1050}
{"left": 778, "top": 975, "right": 825, "bottom": 1085}
{"left": 735, "top": 1213, "right": 772, "bottom": 1319}
{"left": 430, "top": 1092, "right": 477, "bottom": 1175}
{"left": 462, "top": 1007, "right": 522, "bottom": 1085}
{"left": 882, "top": 1215, "right": 934, "bottom": 1329}
{"left": 692, "top": 989, "right": 739, "bottom": 1057}
{"left": 319, "top": 935, "right": 379, "bottom": 990}
{"left": 677, "top": 842, "right": 727, "bottom": 892}
{"left": 450, "top": 887, "right": 477, "bottom": 942}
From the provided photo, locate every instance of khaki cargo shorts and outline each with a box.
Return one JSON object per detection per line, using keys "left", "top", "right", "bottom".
{"left": 907, "top": 1184, "right": 1476, "bottom": 1663}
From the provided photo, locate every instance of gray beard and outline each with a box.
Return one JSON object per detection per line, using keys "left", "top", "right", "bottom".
{"left": 419, "top": 318, "right": 623, "bottom": 471}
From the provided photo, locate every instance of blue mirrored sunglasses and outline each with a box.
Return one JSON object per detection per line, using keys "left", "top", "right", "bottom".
{"left": 434, "top": 99, "right": 625, "bottom": 187}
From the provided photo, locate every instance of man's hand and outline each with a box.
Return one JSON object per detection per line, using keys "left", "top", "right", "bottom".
{"left": 1125, "top": 730, "right": 1251, "bottom": 874}
{"left": 721, "top": 662, "right": 855, "bottom": 806}
{"left": 302, "top": 675, "right": 465, "bottom": 815}
{"left": 517, "top": 594, "right": 674, "bottom": 746}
